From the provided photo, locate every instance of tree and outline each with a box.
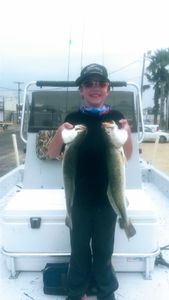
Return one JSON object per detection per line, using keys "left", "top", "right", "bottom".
{"left": 145, "top": 48, "right": 169, "bottom": 128}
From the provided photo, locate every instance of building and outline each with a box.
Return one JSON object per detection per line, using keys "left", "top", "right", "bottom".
{"left": 0, "top": 91, "right": 18, "bottom": 123}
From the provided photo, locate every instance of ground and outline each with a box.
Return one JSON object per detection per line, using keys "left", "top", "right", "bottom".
{"left": 140, "top": 142, "right": 169, "bottom": 177}
{"left": 0, "top": 125, "right": 25, "bottom": 177}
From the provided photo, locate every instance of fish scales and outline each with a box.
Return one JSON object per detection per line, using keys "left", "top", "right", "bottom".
{"left": 102, "top": 124, "right": 136, "bottom": 238}
{"left": 63, "top": 129, "right": 87, "bottom": 228}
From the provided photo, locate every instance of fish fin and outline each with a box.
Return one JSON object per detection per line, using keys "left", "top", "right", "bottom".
{"left": 125, "top": 196, "right": 129, "bottom": 207}
{"left": 120, "top": 147, "right": 127, "bottom": 164}
{"left": 119, "top": 218, "right": 136, "bottom": 238}
{"left": 65, "top": 215, "right": 72, "bottom": 229}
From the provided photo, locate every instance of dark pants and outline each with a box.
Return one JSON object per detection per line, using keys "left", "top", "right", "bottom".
{"left": 67, "top": 203, "right": 118, "bottom": 300}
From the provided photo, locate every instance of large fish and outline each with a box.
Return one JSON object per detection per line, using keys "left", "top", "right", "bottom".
{"left": 62, "top": 125, "right": 87, "bottom": 229}
{"left": 62, "top": 122, "right": 136, "bottom": 238}
{"left": 102, "top": 122, "right": 136, "bottom": 238}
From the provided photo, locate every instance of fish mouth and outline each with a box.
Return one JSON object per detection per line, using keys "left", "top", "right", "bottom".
{"left": 74, "top": 124, "right": 86, "bottom": 132}
{"left": 102, "top": 121, "right": 116, "bottom": 128}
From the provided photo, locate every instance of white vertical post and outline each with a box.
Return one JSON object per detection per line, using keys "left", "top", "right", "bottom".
{"left": 12, "top": 134, "right": 20, "bottom": 167}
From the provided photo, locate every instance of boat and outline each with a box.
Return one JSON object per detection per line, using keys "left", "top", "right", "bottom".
{"left": 0, "top": 80, "right": 169, "bottom": 300}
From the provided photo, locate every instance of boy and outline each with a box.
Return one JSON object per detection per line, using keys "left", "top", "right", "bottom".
{"left": 47, "top": 63, "right": 132, "bottom": 300}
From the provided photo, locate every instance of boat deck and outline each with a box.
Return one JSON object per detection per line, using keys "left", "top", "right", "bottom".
{"left": 0, "top": 182, "right": 169, "bottom": 300}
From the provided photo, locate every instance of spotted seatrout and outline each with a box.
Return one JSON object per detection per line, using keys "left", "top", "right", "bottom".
{"left": 102, "top": 121, "right": 136, "bottom": 238}
{"left": 62, "top": 125, "right": 87, "bottom": 229}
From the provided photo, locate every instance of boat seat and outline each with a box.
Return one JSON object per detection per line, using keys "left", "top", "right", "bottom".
{"left": 23, "top": 90, "right": 141, "bottom": 189}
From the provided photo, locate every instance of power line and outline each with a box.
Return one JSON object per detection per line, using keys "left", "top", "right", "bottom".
{"left": 80, "top": 20, "right": 85, "bottom": 70}
{"left": 109, "top": 60, "right": 140, "bottom": 75}
{"left": 0, "top": 86, "right": 17, "bottom": 91}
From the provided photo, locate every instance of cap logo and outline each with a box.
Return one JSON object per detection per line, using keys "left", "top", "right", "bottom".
{"left": 83, "top": 64, "right": 103, "bottom": 75}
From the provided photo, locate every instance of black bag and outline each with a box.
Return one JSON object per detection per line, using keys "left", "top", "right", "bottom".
{"left": 43, "top": 262, "right": 69, "bottom": 295}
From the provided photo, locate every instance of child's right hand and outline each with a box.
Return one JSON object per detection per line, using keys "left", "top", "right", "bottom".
{"left": 47, "top": 122, "right": 73, "bottom": 159}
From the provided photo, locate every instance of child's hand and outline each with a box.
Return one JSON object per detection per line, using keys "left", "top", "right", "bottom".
{"left": 119, "top": 119, "right": 129, "bottom": 131}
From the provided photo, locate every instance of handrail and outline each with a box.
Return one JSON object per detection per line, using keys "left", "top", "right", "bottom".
{"left": 36, "top": 80, "right": 127, "bottom": 88}
{"left": 2, "top": 247, "right": 159, "bottom": 258}
{"left": 20, "top": 81, "right": 36, "bottom": 143}
{"left": 127, "top": 82, "right": 144, "bottom": 143}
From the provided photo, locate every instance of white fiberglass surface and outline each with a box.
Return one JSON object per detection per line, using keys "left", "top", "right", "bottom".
{"left": 0, "top": 182, "right": 169, "bottom": 300}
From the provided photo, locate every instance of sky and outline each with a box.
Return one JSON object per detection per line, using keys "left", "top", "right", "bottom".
{"left": 0, "top": 0, "right": 169, "bottom": 107}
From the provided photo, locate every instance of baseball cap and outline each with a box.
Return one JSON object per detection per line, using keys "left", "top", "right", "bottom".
{"left": 75, "top": 63, "right": 110, "bottom": 86}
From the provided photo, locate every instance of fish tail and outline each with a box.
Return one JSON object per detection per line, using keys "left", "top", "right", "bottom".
{"left": 65, "top": 215, "right": 72, "bottom": 229}
{"left": 119, "top": 218, "right": 136, "bottom": 238}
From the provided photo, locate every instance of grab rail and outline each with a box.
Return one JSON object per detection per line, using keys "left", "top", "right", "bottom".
{"left": 127, "top": 82, "right": 144, "bottom": 143}
{"left": 20, "top": 81, "right": 36, "bottom": 143}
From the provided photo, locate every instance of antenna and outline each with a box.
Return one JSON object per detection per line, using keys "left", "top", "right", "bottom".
{"left": 80, "top": 21, "right": 85, "bottom": 70}
{"left": 66, "top": 28, "right": 72, "bottom": 111}
{"left": 102, "top": 28, "right": 104, "bottom": 65}
{"left": 67, "top": 37, "right": 71, "bottom": 84}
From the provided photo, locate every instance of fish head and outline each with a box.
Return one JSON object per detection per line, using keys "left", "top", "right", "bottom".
{"left": 62, "top": 124, "right": 87, "bottom": 144}
{"left": 102, "top": 121, "right": 118, "bottom": 135}
{"left": 102, "top": 121, "right": 128, "bottom": 148}
{"left": 74, "top": 124, "right": 87, "bottom": 133}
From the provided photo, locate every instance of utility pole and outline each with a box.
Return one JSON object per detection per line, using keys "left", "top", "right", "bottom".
{"left": 14, "top": 81, "right": 24, "bottom": 123}
{"left": 0, "top": 96, "right": 4, "bottom": 121}
{"left": 140, "top": 51, "right": 152, "bottom": 97}
{"left": 140, "top": 53, "right": 146, "bottom": 97}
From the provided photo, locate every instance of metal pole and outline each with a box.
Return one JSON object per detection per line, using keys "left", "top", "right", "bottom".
{"left": 140, "top": 51, "right": 152, "bottom": 98}
{"left": 12, "top": 134, "right": 20, "bottom": 166}
{"left": 140, "top": 53, "right": 146, "bottom": 97}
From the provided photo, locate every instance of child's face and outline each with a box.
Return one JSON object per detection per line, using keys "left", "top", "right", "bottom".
{"left": 79, "top": 80, "right": 109, "bottom": 108}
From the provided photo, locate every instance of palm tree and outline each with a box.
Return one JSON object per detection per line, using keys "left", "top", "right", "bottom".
{"left": 145, "top": 48, "right": 169, "bottom": 129}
